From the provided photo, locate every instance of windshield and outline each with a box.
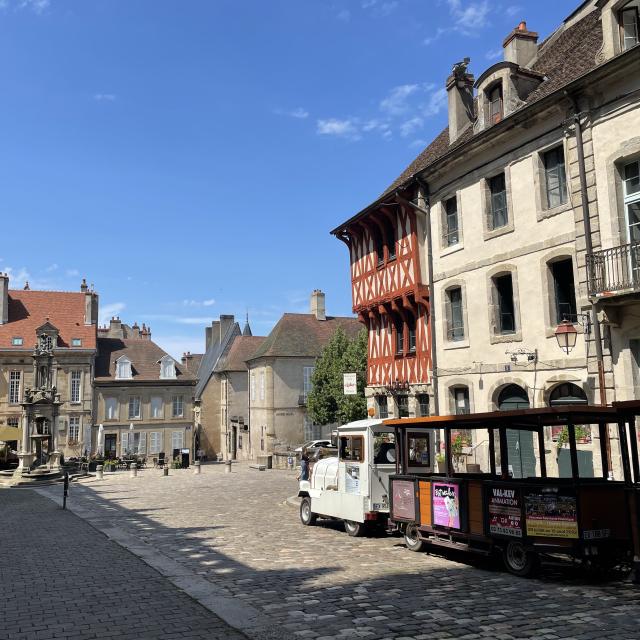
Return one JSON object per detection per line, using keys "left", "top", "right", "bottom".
{"left": 373, "top": 431, "right": 396, "bottom": 464}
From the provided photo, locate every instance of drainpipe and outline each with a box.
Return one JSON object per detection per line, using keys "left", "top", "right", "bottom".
{"left": 395, "top": 183, "right": 439, "bottom": 416}
{"left": 565, "top": 91, "right": 607, "bottom": 407}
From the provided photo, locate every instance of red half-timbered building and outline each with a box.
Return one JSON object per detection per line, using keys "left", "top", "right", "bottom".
{"left": 332, "top": 193, "right": 432, "bottom": 419}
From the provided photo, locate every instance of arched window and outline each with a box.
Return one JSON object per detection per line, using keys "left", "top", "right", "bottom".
{"left": 497, "top": 384, "right": 529, "bottom": 410}
{"left": 549, "top": 382, "right": 588, "bottom": 406}
{"left": 116, "top": 356, "right": 132, "bottom": 380}
{"left": 160, "top": 355, "right": 176, "bottom": 379}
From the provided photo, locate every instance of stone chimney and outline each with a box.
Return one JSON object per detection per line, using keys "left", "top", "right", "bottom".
{"left": 108, "top": 316, "right": 124, "bottom": 338}
{"left": 130, "top": 322, "right": 140, "bottom": 339}
{"left": 205, "top": 320, "right": 221, "bottom": 351}
{"left": 0, "top": 273, "right": 8, "bottom": 325}
{"left": 446, "top": 58, "right": 475, "bottom": 144}
{"left": 311, "top": 289, "right": 326, "bottom": 321}
{"left": 503, "top": 21, "right": 538, "bottom": 68}
{"left": 219, "top": 314, "right": 235, "bottom": 340}
{"left": 80, "top": 278, "right": 88, "bottom": 293}
{"left": 84, "top": 289, "right": 98, "bottom": 326}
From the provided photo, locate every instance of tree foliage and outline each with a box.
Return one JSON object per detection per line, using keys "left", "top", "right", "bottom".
{"left": 307, "top": 327, "right": 368, "bottom": 426}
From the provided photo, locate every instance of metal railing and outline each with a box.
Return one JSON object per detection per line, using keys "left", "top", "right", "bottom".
{"left": 586, "top": 242, "right": 640, "bottom": 297}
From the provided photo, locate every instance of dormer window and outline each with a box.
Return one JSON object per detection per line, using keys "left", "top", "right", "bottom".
{"left": 488, "top": 84, "right": 503, "bottom": 124}
{"left": 116, "top": 356, "right": 132, "bottom": 380}
{"left": 620, "top": 3, "right": 640, "bottom": 51}
{"left": 160, "top": 355, "right": 176, "bottom": 379}
{"left": 71, "top": 338, "right": 82, "bottom": 347}
{"left": 12, "top": 337, "right": 23, "bottom": 346}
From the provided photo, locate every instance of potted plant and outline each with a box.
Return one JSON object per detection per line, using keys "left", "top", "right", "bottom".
{"left": 435, "top": 452, "right": 446, "bottom": 473}
{"left": 172, "top": 457, "right": 182, "bottom": 469}
{"left": 104, "top": 460, "right": 117, "bottom": 473}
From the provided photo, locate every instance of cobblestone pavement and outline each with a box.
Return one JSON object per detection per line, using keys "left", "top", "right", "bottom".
{"left": 37, "top": 464, "right": 640, "bottom": 640}
{"left": 0, "top": 489, "right": 246, "bottom": 640}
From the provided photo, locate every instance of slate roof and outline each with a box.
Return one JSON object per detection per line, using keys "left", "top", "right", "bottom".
{"left": 215, "top": 336, "right": 265, "bottom": 373}
{"left": 247, "top": 314, "right": 362, "bottom": 361}
{"left": 95, "top": 337, "right": 196, "bottom": 383}
{"left": 194, "top": 321, "right": 241, "bottom": 398}
{"left": 185, "top": 353, "right": 204, "bottom": 373}
{"left": 0, "top": 290, "right": 96, "bottom": 350}
{"left": 379, "top": 8, "right": 603, "bottom": 198}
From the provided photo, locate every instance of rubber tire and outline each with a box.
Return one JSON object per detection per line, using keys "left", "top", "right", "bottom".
{"left": 404, "top": 523, "right": 425, "bottom": 552}
{"left": 300, "top": 497, "right": 317, "bottom": 526}
{"left": 503, "top": 541, "right": 537, "bottom": 577}
{"left": 344, "top": 520, "right": 364, "bottom": 537}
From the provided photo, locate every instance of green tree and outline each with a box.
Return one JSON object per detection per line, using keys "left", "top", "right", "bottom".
{"left": 307, "top": 327, "right": 368, "bottom": 426}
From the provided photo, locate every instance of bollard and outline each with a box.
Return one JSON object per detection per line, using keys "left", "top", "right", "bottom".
{"left": 194, "top": 460, "right": 201, "bottom": 475}
{"left": 287, "top": 456, "right": 293, "bottom": 470}
{"left": 225, "top": 460, "right": 232, "bottom": 474}
{"left": 163, "top": 466, "right": 169, "bottom": 477}
{"left": 130, "top": 462, "right": 137, "bottom": 478}
{"left": 62, "top": 471, "right": 69, "bottom": 510}
{"left": 96, "top": 464, "right": 104, "bottom": 480}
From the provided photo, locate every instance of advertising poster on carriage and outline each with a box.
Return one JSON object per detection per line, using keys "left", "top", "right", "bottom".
{"left": 432, "top": 482, "right": 460, "bottom": 529}
{"left": 392, "top": 480, "right": 416, "bottom": 520}
{"left": 524, "top": 487, "right": 578, "bottom": 538}
{"left": 488, "top": 486, "right": 523, "bottom": 538}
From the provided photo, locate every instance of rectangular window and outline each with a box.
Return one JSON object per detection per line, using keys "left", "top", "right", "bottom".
{"left": 105, "top": 397, "right": 118, "bottom": 420}
{"left": 149, "top": 431, "right": 162, "bottom": 454}
{"left": 489, "top": 173, "right": 508, "bottom": 229}
{"left": 128, "top": 396, "right": 141, "bottom": 420}
{"left": 12, "top": 337, "right": 23, "bottom": 346}
{"left": 9, "top": 371, "right": 21, "bottom": 404}
{"left": 395, "top": 319, "right": 404, "bottom": 354}
{"left": 260, "top": 426, "right": 266, "bottom": 451}
{"left": 551, "top": 259, "right": 577, "bottom": 324}
{"left": 303, "top": 366, "right": 314, "bottom": 401}
{"left": 377, "top": 395, "right": 388, "bottom": 419}
{"left": 489, "top": 84, "right": 503, "bottom": 124}
{"left": 446, "top": 287, "right": 464, "bottom": 341}
{"left": 494, "top": 274, "right": 516, "bottom": 333}
{"left": 397, "top": 395, "right": 409, "bottom": 418}
{"left": 70, "top": 371, "right": 82, "bottom": 403}
{"left": 71, "top": 338, "right": 82, "bottom": 347}
{"left": 7, "top": 416, "right": 19, "bottom": 428}
{"left": 453, "top": 387, "right": 470, "bottom": 415}
{"left": 68, "top": 417, "right": 80, "bottom": 442}
{"left": 259, "top": 371, "right": 265, "bottom": 401}
{"left": 444, "top": 197, "right": 459, "bottom": 246}
{"left": 544, "top": 146, "right": 567, "bottom": 208}
{"left": 624, "top": 161, "right": 640, "bottom": 245}
{"left": 171, "top": 430, "right": 184, "bottom": 452}
{"left": 339, "top": 435, "right": 364, "bottom": 462}
{"left": 250, "top": 373, "right": 256, "bottom": 402}
{"left": 172, "top": 395, "right": 184, "bottom": 418}
{"left": 621, "top": 6, "right": 640, "bottom": 50}
{"left": 418, "top": 394, "right": 429, "bottom": 417}
{"left": 407, "top": 316, "right": 416, "bottom": 353}
{"left": 407, "top": 432, "right": 431, "bottom": 467}
{"left": 151, "top": 396, "right": 163, "bottom": 419}
{"left": 130, "top": 431, "right": 147, "bottom": 454}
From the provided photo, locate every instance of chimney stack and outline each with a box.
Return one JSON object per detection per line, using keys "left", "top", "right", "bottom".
{"left": 219, "top": 314, "right": 235, "bottom": 340}
{"left": 0, "top": 273, "right": 8, "bottom": 325}
{"left": 130, "top": 322, "right": 140, "bottom": 339}
{"left": 205, "top": 320, "right": 221, "bottom": 351}
{"left": 503, "top": 21, "right": 538, "bottom": 68}
{"left": 446, "top": 58, "right": 475, "bottom": 144}
{"left": 311, "top": 289, "right": 326, "bottom": 321}
{"left": 80, "top": 278, "right": 88, "bottom": 293}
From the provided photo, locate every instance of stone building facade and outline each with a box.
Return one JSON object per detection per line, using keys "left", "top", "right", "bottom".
{"left": 93, "top": 317, "right": 196, "bottom": 462}
{"left": 331, "top": 1, "right": 640, "bottom": 478}
{"left": 246, "top": 291, "right": 361, "bottom": 456}
{"left": 0, "top": 274, "right": 97, "bottom": 460}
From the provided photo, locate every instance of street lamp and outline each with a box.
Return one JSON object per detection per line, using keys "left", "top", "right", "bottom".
{"left": 554, "top": 319, "right": 578, "bottom": 355}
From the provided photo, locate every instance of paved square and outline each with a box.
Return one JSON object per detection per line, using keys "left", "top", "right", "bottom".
{"left": 35, "top": 464, "right": 640, "bottom": 640}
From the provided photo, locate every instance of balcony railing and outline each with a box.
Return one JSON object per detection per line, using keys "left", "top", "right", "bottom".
{"left": 586, "top": 242, "right": 640, "bottom": 297}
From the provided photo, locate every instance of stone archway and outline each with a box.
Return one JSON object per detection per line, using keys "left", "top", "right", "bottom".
{"left": 496, "top": 383, "right": 535, "bottom": 479}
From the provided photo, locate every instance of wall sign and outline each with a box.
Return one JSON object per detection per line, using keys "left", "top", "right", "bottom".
{"left": 525, "top": 488, "right": 578, "bottom": 539}
{"left": 343, "top": 373, "right": 357, "bottom": 395}
{"left": 488, "top": 486, "right": 522, "bottom": 538}
{"left": 432, "top": 482, "right": 460, "bottom": 529}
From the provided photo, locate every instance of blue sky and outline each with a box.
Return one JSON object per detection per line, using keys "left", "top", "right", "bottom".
{"left": 0, "top": 0, "right": 578, "bottom": 358}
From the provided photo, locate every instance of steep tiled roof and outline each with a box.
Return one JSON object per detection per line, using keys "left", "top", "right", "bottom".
{"left": 185, "top": 353, "right": 204, "bottom": 373}
{"left": 380, "top": 9, "right": 602, "bottom": 197}
{"left": 95, "top": 337, "right": 196, "bottom": 383}
{"left": 216, "top": 336, "right": 265, "bottom": 372}
{"left": 0, "top": 290, "right": 96, "bottom": 350}
{"left": 194, "top": 322, "right": 241, "bottom": 398}
{"left": 247, "top": 314, "right": 362, "bottom": 360}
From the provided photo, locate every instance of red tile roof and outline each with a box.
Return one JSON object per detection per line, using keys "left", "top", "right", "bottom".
{"left": 0, "top": 290, "right": 96, "bottom": 350}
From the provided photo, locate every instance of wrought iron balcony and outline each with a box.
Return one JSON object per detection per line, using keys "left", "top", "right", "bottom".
{"left": 587, "top": 242, "right": 640, "bottom": 297}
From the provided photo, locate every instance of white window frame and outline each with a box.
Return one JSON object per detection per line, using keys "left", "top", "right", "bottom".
{"left": 68, "top": 416, "right": 80, "bottom": 443}
{"left": 259, "top": 370, "right": 265, "bottom": 401}
{"left": 12, "top": 337, "right": 23, "bottom": 346}
{"left": 250, "top": 372, "right": 256, "bottom": 402}
{"left": 128, "top": 396, "right": 141, "bottom": 420}
{"left": 71, "top": 338, "right": 82, "bottom": 347}
{"left": 116, "top": 357, "right": 132, "bottom": 380}
{"left": 105, "top": 397, "right": 119, "bottom": 421}
{"left": 159, "top": 356, "right": 176, "bottom": 380}
{"left": 70, "top": 371, "right": 82, "bottom": 404}
{"left": 172, "top": 395, "right": 184, "bottom": 418}
{"left": 150, "top": 396, "right": 164, "bottom": 419}
{"left": 303, "top": 366, "right": 314, "bottom": 401}
{"left": 9, "top": 371, "right": 21, "bottom": 404}
{"left": 172, "top": 430, "right": 184, "bottom": 452}
{"left": 149, "top": 431, "right": 162, "bottom": 454}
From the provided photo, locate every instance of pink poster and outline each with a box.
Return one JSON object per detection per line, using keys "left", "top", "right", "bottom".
{"left": 432, "top": 482, "right": 460, "bottom": 529}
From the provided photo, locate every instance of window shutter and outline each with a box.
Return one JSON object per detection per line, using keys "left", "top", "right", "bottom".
{"left": 138, "top": 432, "right": 147, "bottom": 454}
{"left": 444, "top": 292, "right": 453, "bottom": 340}
{"left": 121, "top": 432, "right": 129, "bottom": 456}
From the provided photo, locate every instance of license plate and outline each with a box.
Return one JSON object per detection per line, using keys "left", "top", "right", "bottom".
{"left": 373, "top": 502, "right": 388, "bottom": 510}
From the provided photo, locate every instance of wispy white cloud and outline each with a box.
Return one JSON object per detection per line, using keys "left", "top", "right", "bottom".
{"left": 99, "top": 302, "right": 126, "bottom": 325}
{"left": 485, "top": 47, "right": 503, "bottom": 61}
{"left": 93, "top": 93, "right": 116, "bottom": 102}
{"left": 18, "top": 0, "right": 49, "bottom": 14}
{"left": 399, "top": 117, "right": 423, "bottom": 138}
{"left": 360, "top": 0, "right": 399, "bottom": 17}
{"left": 423, "top": 87, "right": 447, "bottom": 117}
{"left": 274, "top": 106, "right": 309, "bottom": 119}
{"left": 424, "top": 0, "right": 491, "bottom": 45}
{"left": 66, "top": 268, "right": 80, "bottom": 277}
{"left": 506, "top": 5, "right": 522, "bottom": 18}
{"left": 182, "top": 298, "right": 216, "bottom": 308}
{"left": 336, "top": 8, "right": 350, "bottom": 22}
{"left": 44, "top": 263, "right": 58, "bottom": 273}
{"left": 409, "top": 138, "right": 428, "bottom": 148}
{"left": 317, "top": 118, "right": 362, "bottom": 141}
{"left": 380, "top": 84, "right": 420, "bottom": 116}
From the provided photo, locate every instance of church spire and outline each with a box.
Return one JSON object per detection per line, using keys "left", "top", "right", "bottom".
{"left": 242, "top": 310, "right": 252, "bottom": 336}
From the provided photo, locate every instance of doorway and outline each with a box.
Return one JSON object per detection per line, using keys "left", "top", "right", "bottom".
{"left": 497, "top": 384, "right": 536, "bottom": 478}
{"left": 104, "top": 434, "right": 117, "bottom": 458}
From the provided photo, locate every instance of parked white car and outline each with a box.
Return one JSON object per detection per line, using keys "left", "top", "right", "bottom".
{"left": 297, "top": 419, "right": 397, "bottom": 536}
{"left": 294, "top": 439, "right": 332, "bottom": 452}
